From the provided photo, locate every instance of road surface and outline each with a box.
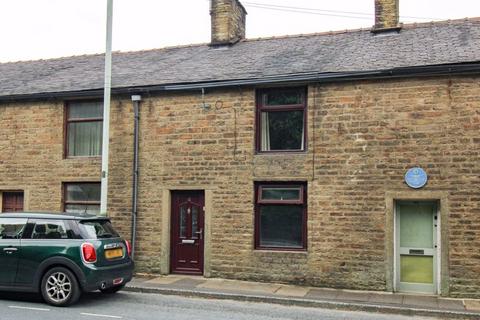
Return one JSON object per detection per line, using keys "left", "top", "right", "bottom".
{"left": 0, "top": 290, "right": 436, "bottom": 320}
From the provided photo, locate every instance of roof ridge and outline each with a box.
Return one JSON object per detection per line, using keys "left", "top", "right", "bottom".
{"left": 117, "top": 42, "right": 210, "bottom": 56}
{"left": 243, "top": 17, "right": 480, "bottom": 43}
{"left": 0, "top": 42, "right": 212, "bottom": 65}
{"left": 402, "top": 16, "right": 480, "bottom": 29}
{"left": 244, "top": 27, "right": 369, "bottom": 42}
{"left": 1, "top": 16, "right": 479, "bottom": 65}
{"left": 0, "top": 53, "right": 105, "bottom": 65}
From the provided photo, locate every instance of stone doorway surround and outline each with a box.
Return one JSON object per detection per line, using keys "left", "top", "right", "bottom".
{"left": 385, "top": 191, "right": 449, "bottom": 296}
{"left": 160, "top": 187, "right": 214, "bottom": 277}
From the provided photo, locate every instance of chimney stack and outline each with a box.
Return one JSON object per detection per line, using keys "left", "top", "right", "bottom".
{"left": 210, "top": 0, "right": 247, "bottom": 46}
{"left": 373, "top": 0, "right": 401, "bottom": 31}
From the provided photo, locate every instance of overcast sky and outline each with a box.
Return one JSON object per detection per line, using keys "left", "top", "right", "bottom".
{"left": 0, "top": 0, "right": 479, "bottom": 63}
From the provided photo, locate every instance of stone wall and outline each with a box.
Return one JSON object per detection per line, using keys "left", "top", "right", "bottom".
{"left": 0, "top": 100, "right": 100, "bottom": 211}
{"left": 0, "top": 99, "right": 133, "bottom": 232}
{"left": 1, "top": 75, "right": 479, "bottom": 298}
{"left": 128, "top": 76, "right": 480, "bottom": 297}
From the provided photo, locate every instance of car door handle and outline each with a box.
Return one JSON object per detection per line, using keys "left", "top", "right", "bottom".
{"left": 3, "top": 247, "right": 18, "bottom": 253}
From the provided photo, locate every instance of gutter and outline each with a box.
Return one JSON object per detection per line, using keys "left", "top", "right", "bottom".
{"left": 0, "top": 62, "right": 479, "bottom": 102}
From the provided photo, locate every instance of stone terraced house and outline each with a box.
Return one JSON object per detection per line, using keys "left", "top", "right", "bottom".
{"left": 0, "top": 0, "right": 479, "bottom": 298}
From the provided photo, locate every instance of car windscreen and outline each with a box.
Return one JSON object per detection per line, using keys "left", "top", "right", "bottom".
{"left": 78, "top": 220, "right": 120, "bottom": 239}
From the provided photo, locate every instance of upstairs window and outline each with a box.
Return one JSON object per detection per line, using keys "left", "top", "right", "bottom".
{"left": 256, "top": 88, "right": 306, "bottom": 152}
{"left": 66, "top": 101, "right": 103, "bottom": 157}
{"left": 64, "top": 183, "right": 101, "bottom": 215}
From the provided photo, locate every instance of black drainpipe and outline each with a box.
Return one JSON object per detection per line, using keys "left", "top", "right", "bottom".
{"left": 131, "top": 94, "right": 141, "bottom": 259}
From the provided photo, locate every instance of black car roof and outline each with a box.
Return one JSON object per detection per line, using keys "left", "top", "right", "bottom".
{"left": 0, "top": 212, "right": 109, "bottom": 220}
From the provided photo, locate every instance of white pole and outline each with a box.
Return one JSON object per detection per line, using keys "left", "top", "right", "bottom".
{"left": 100, "top": 0, "right": 113, "bottom": 216}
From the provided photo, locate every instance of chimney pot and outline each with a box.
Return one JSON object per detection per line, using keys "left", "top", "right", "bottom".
{"left": 210, "top": 0, "right": 247, "bottom": 46}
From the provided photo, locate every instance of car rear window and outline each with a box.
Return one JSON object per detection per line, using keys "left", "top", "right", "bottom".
{"left": 79, "top": 220, "right": 119, "bottom": 239}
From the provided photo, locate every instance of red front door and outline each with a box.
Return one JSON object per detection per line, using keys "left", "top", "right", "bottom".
{"left": 2, "top": 192, "right": 24, "bottom": 212}
{"left": 171, "top": 191, "right": 204, "bottom": 275}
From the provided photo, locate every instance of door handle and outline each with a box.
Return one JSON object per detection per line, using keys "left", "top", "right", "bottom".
{"left": 3, "top": 247, "right": 18, "bottom": 253}
{"left": 194, "top": 228, "right": 203, "bottom": 240}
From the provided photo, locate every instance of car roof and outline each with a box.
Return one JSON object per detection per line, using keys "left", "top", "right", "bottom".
{"left": 0, "top": 212, "right": 109, "bottom": 220}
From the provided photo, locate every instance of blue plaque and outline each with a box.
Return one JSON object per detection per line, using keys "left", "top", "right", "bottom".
{"left": 405, "top": 167, "right": 428, "bottom": 189}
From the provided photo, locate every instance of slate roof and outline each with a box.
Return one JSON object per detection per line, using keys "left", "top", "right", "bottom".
{"left": 0, "top": 18, "right": 479, "bottom": 98}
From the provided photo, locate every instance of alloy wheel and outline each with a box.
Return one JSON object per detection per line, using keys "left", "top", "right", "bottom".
{"left": 45, "top": 272, "right": 72, "bottom": 303}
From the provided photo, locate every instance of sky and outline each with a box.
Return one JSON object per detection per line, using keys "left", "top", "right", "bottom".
{"left": 0, "top": 0, "right": 479, "bottom": 63}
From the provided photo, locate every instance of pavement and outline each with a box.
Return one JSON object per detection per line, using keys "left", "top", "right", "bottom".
{"left": 126, "top": 274, "right": 480, "bottom": 319}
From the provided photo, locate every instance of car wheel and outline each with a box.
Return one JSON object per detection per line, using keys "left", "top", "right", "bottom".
{"left": 100, "top": 284, "right": 125, "bottom": 294}
{"left": 41, "top": 267, "right": 81, "bottom": 307}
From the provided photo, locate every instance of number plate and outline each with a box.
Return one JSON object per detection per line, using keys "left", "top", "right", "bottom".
{"left": 105, "top": 248, "right": 123, "bottom": 259}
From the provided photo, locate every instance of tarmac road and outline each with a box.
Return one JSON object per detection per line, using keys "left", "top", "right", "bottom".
{"left": 0, "top": 290, "right": 437, "bottom": 320}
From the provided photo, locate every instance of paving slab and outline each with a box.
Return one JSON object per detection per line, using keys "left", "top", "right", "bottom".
{"left": 274, "top": 285, "right": 309, "bottom": 297}
{"left": 172, "top": 277, "right": 207, "bottom": 288}
{"left": 438, "top": 298, "right": 466, "bottom": 311}
{"left": 465, "top": 299, "right": 480, "bottom": 311}
{"left": 305, "top": 288, "right": 340, "bottom": 300}
{"left": 197, "top": 279, "right": 281, "bottom": 294}
{"left": 129, "top": 275, "right": 156, "bottom": 284}
{"left": 403, "top": 295, "right": 438, "bottom": 309}
{"left": 368, "top": 293, "right": 404, "bottom": 305}
{"left": 336, "top": 291, "right": 372, "bottom": 302}
{"left": 128, "top": 278, "right": 149, "bottom": 286}
{"left": 146, "top": 276, "right": 184, "bottom": 285}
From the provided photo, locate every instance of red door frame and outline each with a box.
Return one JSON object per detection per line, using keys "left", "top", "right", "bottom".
{"left": 170, "top": 190, "right": 205, "bottom": 275}
{"left": 2, "top": 192, "right": 24, "bottom": 212}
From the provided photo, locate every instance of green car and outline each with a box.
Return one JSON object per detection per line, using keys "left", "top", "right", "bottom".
{"left": 0, "top": 212, "right": 134, "bottom": 306}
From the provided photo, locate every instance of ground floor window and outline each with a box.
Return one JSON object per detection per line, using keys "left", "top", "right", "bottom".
{"left": 63, "top": 183, "right": 100, "bottom": 215}
{"left": 254, "top": 182, "right": 307, "bottom": 250}
{"left": 1, "top": 191, "right": 24, "bottom": 212}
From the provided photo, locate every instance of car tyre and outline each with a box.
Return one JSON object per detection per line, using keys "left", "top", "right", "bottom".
{"left": 100, "top": 284, "right": 125, "bottom": 294}
{"left": 41, "top": 267, "right": 81, "bottom": 307}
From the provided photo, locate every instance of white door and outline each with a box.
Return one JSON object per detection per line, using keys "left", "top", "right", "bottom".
{"left": 396, "top": 201, "right": 438, "bottom": 294}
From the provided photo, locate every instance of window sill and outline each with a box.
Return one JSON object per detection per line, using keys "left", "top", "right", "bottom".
{"left": 253, "top": 249, "right": 308, "bottom": 254}
{"left": 64, "top": 156, "right": 102, "bottom": 160}
{"left": 255, "top": 151, "right": 307, "bottom": 156}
